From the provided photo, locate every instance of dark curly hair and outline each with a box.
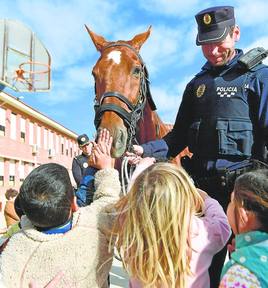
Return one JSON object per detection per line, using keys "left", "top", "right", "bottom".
{"left": 234, "top": 169, "right": 268, "bottom": 232}
{"left": 5, "top": 188, "right": 19, "bottom": 200}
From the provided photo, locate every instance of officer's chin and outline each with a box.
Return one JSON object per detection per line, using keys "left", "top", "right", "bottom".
{"left": 209, "top": 58, "right": 226, "bottom": 67}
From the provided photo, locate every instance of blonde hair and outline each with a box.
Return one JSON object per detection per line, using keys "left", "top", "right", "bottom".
{"left": 112, "top": 162, "right": 204, "bottom": 288}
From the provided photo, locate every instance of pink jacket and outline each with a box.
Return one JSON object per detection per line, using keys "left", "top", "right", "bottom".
{"left": 129, "top": 197, "right": 231, "bottom": 288}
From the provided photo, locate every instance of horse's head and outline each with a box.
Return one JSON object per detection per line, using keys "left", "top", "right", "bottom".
{"left": 86, "top": 26, "right": 153, "bottom": 158}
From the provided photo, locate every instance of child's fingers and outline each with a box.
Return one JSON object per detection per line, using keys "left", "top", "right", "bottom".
{"left": 96, "top": 142, "right": 105, "bottom": 153}
{"left": 93, "top": 145, "right": 102, "bottom": 157}
{"left": 97, "top": 130, "right": 104, "bottom": 144}
{"left": 44, "top": 271, "right": 65, "bottom": 288}
{"left": 103, "top": 128, "right": 109, "bottom": 142}
{"left": 91, "top": 153, "right": 96, "bottom": 164}
{"left": 107, "top": 136, "right": 113, "bottom": 150}
{"left": 28, "top": 272, "right": 65, "bottom": 288}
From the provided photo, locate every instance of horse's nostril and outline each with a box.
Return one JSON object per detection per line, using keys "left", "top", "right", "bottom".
{"left": 118, "top": 130, "right": 125, "bottom": 144}
{"left": 113, "top": 128, "right": 127, "bottom": 148}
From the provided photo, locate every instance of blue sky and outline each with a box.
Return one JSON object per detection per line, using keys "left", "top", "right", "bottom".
{"left": 1, "top": 0, "right": 268, "bottom": 138}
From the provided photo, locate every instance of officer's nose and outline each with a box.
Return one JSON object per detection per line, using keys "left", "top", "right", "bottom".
{"left": 210, "top": 44, "right": 219, "bottom": 55}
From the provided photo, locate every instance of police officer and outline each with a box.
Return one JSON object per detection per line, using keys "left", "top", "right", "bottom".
{"left": 130, "top": 5, "right": 268, "bottom": 287}
{"left": 72, "top": 134, "right": 93, "bottom": 187}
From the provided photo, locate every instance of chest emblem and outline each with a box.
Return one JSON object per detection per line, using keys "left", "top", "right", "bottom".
{"left": 83, "top": 162, "right": 88, "bottom": 168}
{"left": 216, "top": 86, "right": 238, "bottom": 98}
{"left": 196, "top": 84, "right": 206, "bottom": 97}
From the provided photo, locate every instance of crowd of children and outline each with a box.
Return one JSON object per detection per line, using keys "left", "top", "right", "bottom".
{"left": 0, "top": 129, "right": 268, "bottom": 287}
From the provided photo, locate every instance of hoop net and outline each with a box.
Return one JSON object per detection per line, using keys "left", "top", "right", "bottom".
{"left": 12, "top": 61, "right": 51, "bottom": 92}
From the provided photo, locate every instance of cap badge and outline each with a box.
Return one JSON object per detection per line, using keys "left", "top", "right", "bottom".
{"left": 196, "top": 84, "right": 206, "bottom": 98}
{"left": 81, "top": 137, "right": 85, "bottom": 142}
{"left": 203, "top": 13, "right": 211, "bottom": 25}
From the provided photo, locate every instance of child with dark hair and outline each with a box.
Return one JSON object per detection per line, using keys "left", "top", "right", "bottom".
{"left": 220, "top": 169, "right": 268, "bottom": 287}
{"left": 4, "top": 188, "right": 19, "bottom": 227}
{"left": 0, "top": 129, "right": 120, "bottom": 288}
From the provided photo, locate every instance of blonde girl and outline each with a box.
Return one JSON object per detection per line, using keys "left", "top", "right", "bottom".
{"left": 112, "top": 161, "right": 230, "bottom": 288}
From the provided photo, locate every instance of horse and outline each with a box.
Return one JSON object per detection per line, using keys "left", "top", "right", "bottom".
{"left": 86, "top": 26, "right": 190, "bottom": 162}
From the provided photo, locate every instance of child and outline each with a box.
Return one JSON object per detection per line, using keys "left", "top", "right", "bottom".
{"left": 219, "top": 169, "right": 268, "bottom": 287}
{"left": 112, "top": 160, "right": 231, "bottom": 288}
{"left": 0, "top": 129, "right": 121, "bottom": 288}
{"left": 4, "top": 188, "right": 19, "bottom": 227}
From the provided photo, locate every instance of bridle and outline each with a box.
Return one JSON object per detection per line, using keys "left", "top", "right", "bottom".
{"left": 93, "top": 43, "right": 156, "bottom": 151}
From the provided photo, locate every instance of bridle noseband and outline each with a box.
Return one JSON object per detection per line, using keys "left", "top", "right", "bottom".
{"left": 94, "top": 43, "right": 155, "bottom": 151}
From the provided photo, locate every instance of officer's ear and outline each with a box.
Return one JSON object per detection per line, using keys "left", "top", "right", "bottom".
{"left": 232, "top": 25, "right": 240, "bottom": 42}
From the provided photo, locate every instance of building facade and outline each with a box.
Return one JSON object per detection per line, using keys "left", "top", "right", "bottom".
{"left": 0, "top": 91, "right": 79, "bottom": 205}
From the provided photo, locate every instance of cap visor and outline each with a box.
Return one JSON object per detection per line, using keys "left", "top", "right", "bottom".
{"left": 196, "top": 26, "right": 230, "bottom": 46}
{"left": 80, "top": 141, "right": 90, "bottom": 147}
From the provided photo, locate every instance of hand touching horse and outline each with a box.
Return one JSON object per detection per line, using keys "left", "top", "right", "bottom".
{"left": 86, "top": 26, "right": 190, "bottom": 161}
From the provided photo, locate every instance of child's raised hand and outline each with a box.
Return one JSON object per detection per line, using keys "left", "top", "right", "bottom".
{"left": 96, "top": 128, "right": 113, "bottom": 152}
{"left": 90, "top": 129, "right": 114, "bottom": 169}
{"left": 28, "top": 271, "right": 73, "bottom": 288}
{"left": 135, "top": 157, "right": 156, "bottom": 171}
{"left": 128, "top": 157, "right": 156, "bottom": 190}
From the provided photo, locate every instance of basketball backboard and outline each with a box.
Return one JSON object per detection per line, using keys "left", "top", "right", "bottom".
{"left": 0, "top": 19, "right": 51, "bottom": 92}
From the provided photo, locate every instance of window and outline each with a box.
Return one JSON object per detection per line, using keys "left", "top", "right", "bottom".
{"left": 61, "top": 144, "right": 64, "bottom": 155}
{"left": 44, "top": 129, "right": 48, "bottom": 149}
{"left": 28, "top": 163, "right": 35, "bottom": 174}
{"left": 0, "top": 125, "right": 5, "bottom": 136}
{"left": 55, "top": 135, "right": 59, "bottom": 153}
{"left": 20, "top": 131, "right": 25, "bottom": 142}
{"left": 9, "top": 160, "right": 16, "bottom": 186}
{"left": 9, "top": 175, "right": 15, "bottom": 186}
{"left": 0, "top": 108, "right": 6, "bottom": 136}
{"left": 37, "top": 126, "right": 41, "bottom": 147}
{"left": 20, "top": 118, "right": 26, "bottom": 143}
{"left": 48, "top": 131, "right": 54, "bottom": 149}
{"left": 70, "top": 147, "right": 73, "bottom": 157}
{"left": 10, "top": 113, "right": 17, "bottom": 140}
{"left": 29, "top": 122, "right": 34, "bottom": 145}
{"left": 65, "top": 139, "right": 69, "bottom": 156}
{"left": 0, "top": 157, "right": 4, "bottom": 186}
{"left": 19, "top": 161, "right": 25, "bottom": 184}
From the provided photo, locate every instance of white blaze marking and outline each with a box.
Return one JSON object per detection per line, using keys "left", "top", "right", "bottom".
{"left": 107, "top": 51, "right": 121, "bottom": 64}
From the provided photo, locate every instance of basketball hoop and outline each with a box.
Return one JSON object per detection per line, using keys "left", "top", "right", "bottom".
{"left": 12, "top": 61, "right": 51, "bottom": 91}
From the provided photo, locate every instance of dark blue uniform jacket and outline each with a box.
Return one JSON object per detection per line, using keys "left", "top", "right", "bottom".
{"left": 142, "top": 49, "right": 268, "bottom": 171}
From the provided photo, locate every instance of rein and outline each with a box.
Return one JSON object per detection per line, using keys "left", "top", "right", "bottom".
{"left": 94, "top": 43, "right": 155, "bottom": 151}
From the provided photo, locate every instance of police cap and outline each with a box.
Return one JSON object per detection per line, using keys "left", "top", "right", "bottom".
{"left": 77, "top": 134, "right": 90, "bottom": 147}
{"left": 195, "top": 6, "right": 235, "bottom": 46}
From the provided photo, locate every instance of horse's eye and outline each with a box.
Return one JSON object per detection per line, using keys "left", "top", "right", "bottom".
{"left": 132, "top": 66, "right": 141, "bottom": 77}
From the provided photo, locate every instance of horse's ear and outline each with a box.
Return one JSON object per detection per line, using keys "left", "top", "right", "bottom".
{"left": 129, "top": 26, "right": 152, "bottom": 51}
{"left": 85, "top": 25, "right": 108, "bottom": 52}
